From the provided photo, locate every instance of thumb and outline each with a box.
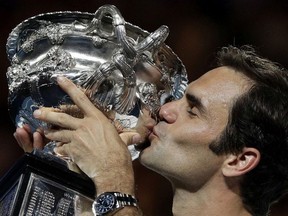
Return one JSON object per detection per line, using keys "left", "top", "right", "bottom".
{"left": 54, "top": 145, "right": 68, "bottom": 157}
{"left": 120, "top": 132, "right": 142, "bottom": 146}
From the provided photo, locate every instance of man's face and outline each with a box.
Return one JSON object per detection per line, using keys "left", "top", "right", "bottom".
{"left": 139, "top": 66, "right": 251, "bottom": 188}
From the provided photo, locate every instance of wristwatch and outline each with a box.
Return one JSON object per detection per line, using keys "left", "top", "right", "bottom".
{"left": 92, "top": 192, "right": 138, "bottom": 216}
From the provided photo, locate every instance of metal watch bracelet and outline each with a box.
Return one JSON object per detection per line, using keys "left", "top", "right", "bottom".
{"left": 92, "top": 192, "right": 138, "bottom": 216}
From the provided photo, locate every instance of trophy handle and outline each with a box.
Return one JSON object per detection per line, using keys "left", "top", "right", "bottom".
{"left": 88, "top": 5, "right": 136, "bottom": 59}
{"left": 88, "top": 5, "right": 170, "bottom": 58}
{"left": 83, "top": 5, "right": 172, "bottom": 114}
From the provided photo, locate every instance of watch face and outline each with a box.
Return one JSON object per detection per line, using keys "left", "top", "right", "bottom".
{"left": 96, "top": 193, "right": 116, "bottom": 214}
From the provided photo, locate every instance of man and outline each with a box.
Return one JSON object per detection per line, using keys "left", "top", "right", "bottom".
{"left": 14, "top": 46, "right": 288, "bottom": 216}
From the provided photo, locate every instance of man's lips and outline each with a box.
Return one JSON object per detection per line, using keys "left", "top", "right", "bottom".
{"left": 134, "top": 118, "right": 160, "bottom": 151}
{"left": 134, "top": 127, "right": 160, "bottom": 151}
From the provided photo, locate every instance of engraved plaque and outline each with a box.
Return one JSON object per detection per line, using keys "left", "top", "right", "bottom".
{"left": 21, "top": 174, "right": 93, "bottom": 215}
{"left": 0, "top": 153, "right": 95, "bottom": 216}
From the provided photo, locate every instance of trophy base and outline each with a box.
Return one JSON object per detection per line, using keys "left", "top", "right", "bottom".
{"left": 0, "top": 152, "right": 95, "bottom": 216}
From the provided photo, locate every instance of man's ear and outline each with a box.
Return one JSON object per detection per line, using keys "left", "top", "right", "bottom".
{"left": 222, "top": 147, "right": 260, "bottom": 177}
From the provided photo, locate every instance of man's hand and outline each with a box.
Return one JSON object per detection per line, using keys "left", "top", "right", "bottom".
{"left": 32, "top": 76, "right": 138, "bottom": 195}
{"left": 13, "top": 124, "right": 45, "bottom": 152}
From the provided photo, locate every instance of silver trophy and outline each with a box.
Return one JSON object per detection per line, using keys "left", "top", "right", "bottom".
{"left": 1, "top": 5, "right": 188, "bottom": 215}
{"left": 7, "top": 5, "right": 187, "bottom": 160}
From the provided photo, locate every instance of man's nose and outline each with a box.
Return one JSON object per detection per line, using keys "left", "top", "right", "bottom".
{"left": 159, "top": 101, "right": 177, "bottom": 123}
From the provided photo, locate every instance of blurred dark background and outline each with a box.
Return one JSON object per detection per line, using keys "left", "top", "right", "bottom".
{"left": 1, "top": 0, "right": 288, "bottom": 215}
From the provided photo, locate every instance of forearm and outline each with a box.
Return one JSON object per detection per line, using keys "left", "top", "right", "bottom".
{"left": 92, "top": 163, "right": 136, "bottom": 193}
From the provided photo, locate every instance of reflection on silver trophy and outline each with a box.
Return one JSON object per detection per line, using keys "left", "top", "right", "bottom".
{"left": 6, "top": 4, "right": 187, "bottom": 161}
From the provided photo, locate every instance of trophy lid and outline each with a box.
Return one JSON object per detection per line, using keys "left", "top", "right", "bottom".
{"left": 6, "top": 5, "right": 188, "bottom": 129}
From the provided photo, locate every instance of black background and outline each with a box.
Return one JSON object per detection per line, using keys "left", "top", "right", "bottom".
{"left": 1, "top": 0, "right": 288, "bottom": 215}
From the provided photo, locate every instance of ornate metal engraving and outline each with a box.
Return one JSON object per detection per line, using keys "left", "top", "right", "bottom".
{"left": 6, "top": 5, "right": 188, "bottom": 159}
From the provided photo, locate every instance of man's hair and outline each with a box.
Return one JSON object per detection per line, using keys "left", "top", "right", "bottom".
{"left": 209, "top": 45, "right": 288, "bottom": 216}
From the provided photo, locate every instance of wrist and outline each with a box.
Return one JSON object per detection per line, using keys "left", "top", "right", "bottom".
{"left": 92, "top": 191, "right": 138, "bottom": 216}
{"left": 92, "top": 169, "right": 136, "bottom": 196}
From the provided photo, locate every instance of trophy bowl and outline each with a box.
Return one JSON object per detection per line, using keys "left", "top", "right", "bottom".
{"left": 6, "top": 5, "right": 187, "bottom": 134}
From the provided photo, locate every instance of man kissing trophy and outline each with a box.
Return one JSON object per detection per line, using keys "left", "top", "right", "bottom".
{"left": 0, "top": 5, "right": 187, "bottom": 215}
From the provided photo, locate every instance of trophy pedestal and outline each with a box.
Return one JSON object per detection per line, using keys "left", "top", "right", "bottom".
{"left": 0, "top": 152, "right": 95, "bottom": 216}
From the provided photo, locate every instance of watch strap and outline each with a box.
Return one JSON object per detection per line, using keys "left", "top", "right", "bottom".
{"left": 112, "top": 192, "right": 138, "bottom": 207}
{"left": 93, "top": 192, "right": 138, "bottom": 216}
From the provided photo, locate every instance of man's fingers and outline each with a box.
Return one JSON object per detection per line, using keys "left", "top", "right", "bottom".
{"left": 54, "top": 145, "right": 68, "bottom": 157}
{"left": 32, "top": 131, "right": 45, "bottom": 150}
{"left": 33, "top": 108, "right": 79, "bottom": 130}
{"left": 14, "top": 128, "right": 33, "bottom": 152}
{"left": 13, "top": 132, "right": 24, "bottom": 149}
{"left": 120, "top": 132, "right": 142, "bottom": 146}
{"left": 22, "top": 124, "right": 32, "bottom": 133}
{"left": 44, "top": 129, "right": 72, "bottom": 143}
{"left": 59, "top": 105, "right": 84, "bottom": 119}
{"left": 56, "top": 76, "right": 103, "bottom": 118}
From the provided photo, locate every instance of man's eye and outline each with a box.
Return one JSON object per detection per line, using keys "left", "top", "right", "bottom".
{"left": 187, "top": 107, "right": 197, "bottom": 116}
